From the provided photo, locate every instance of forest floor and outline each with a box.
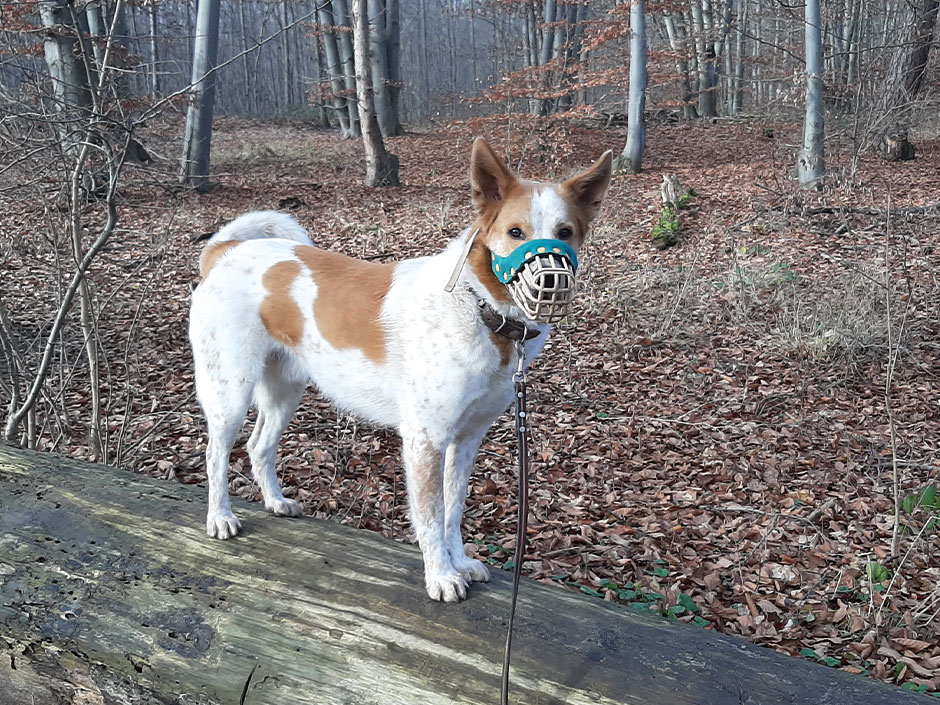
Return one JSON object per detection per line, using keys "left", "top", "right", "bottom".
{"left": 2, "top": 115, "right": 939, "bottom": 695}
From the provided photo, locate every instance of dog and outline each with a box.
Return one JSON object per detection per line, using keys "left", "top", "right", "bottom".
{"left": 189, "top": 138, "right": 612, "bottom": 601}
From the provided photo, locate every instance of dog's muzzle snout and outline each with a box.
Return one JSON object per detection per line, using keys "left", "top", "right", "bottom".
{"left": 492, "top": 239, "right": 579, "bottom": 324}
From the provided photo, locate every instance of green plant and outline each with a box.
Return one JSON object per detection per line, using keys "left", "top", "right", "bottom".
{"left": 900, "top": 484, "right": 939, "bottom": 526}
{"left": 865, "top": 560, "right": 891, "bottom": 583}
{"left": 552, "top": 563, "right": 709, "bottom": 626}
{"left": 651, "top": 205, "right": 682, "bottom": 249}
{"left": 800, "top": 647, "right": 842, "bottom": 668}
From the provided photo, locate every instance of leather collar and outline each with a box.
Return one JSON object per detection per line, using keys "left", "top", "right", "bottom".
{"left": 476, "top": 298, "right": 541, "bottom": 341}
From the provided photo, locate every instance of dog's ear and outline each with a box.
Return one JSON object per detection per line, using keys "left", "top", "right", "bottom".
{"left": 562, "top": 150, "right": 613, "bottom": 222}
{"left": 470, "top": 138, "right": 516, "bottom": 214}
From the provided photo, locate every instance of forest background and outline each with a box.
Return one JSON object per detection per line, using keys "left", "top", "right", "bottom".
{"left": 1, "top": 0, "right": 939, "bottom": 696}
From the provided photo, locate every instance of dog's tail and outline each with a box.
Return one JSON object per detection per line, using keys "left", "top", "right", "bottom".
{"left": 198, "top": 211, "right": 312, "bottom": 278}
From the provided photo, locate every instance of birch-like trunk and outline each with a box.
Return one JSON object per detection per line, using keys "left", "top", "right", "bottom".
{"left": 368, "top": 0, "right": 402, "bottom": 136}
{"left": 147, "top": 0, "right": 160, "bottom": 98}
{"left": 614, "top": 0, "right": 647, "bottom": 174}
{"left": 798, "top": 0, "right": 825, "bottom": 186}
{"left": 280, "top": 0, "right": 292, "bottom": 108}
{"left": 179, "top": 0, "right": 221, "bottom": 190}
{"left": 352, "top": 0, "right": 399, "bottom": 186}
{"left": 665, "top": 14, "right": 698, "bottom": 119}
{"left": 318, "top": 1, "right": 353, "bottom": 137}
{"left": 333, "top": 0, "right": 361, "bottom": 137}
{"left": 690, "top": 0, "right": 717, "bottom": 118}
{"left": 731, "top": 0, "right": 746, "bottom": 115}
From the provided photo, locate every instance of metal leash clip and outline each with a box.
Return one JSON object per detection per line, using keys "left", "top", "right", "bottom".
{"left": 513, "top": 337, "right": 527, "bottom": 384}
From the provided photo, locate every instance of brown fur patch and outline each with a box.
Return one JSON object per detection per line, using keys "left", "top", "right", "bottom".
{"left": 199, "top": 240, "right": 243, "bottom": 278}
{"left": 295, "top": 246, "right": 394, "bottom": 364}
{"left": 405, "top": 431, "right": 444, "bottom": 527}
{"left": 260, "top": 260, "right": 304, "bottom": 346}
{"left": 469, "top": 181, "right": 539, "bottom": 367}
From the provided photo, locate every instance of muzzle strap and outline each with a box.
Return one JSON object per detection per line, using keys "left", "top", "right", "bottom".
{"left": 443, "top": 228, "right": 481, "bottom": 293}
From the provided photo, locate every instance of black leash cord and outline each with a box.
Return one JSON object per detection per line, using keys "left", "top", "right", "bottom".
{"left": 500, "top": 366, "right": 529, "bottom": 705}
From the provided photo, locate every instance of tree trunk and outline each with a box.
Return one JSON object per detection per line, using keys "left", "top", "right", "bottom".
{"left": 280, "top": 0, "right": 292, "bottom": 109}
{"left": 557, "top": 3, "right": 582, "bottom": 112}
{"left": 179, "top": 0, "right": 221, "bottom": 191}
{"left": 798, "top": 0, "right": 825, "bottom": 186}
{"left": 846, "top": 0, "right": 860, "bottom": 86}
{"left": 368, "top": 0, "right": 402, "bottom": 137}
{"left": 319, "top": 1, "right": 353, "bottom": 137}
{"left": 899, "top": 0, "right": 939, "bottom": 99}
{"left": 534, "top": 0, "right": 557, "bottom": 115}
{"left": 665, "top": 14, "right": 698, "bottom": 120}
{"left": 614, "top": 0, "right": 647, "bottom": 174}
{"left": 147, "top": 0, "right": 160, "bottom": 98}
{"left": 385, "top": 0, "right": 403, "bottom": 134}
{"left": 314, "top": 27, "right": 333, "bottom": 128}
{"left": 237, "top": 0, "right": 254, "bottom": 114}
{"left": 39, "top": 0, "right": 91, "bottom": 126}
{"left": 333, "top": 0, "right": 362, "bottom": 137}
{"left": 83, "top": 1, "right": 107, "bottom": 71}
{"left": 352, "top": 0, "right": 399, "bottom": 186}
{"left": 0, "top": 444, "right": 919, "bottom": 705}
{"left": 418, "top": 0, "right": 431, "bottom": 114}
{"left": 690, "top": 0, "right": 717, "bottom": 118}
{"left": 522, "top": 2, "right": 538, "bottom": 68}
{"left": 731, "top": 0, "right": 746, "bottom": 115}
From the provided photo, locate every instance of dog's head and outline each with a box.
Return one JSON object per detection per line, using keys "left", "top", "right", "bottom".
{"left": 467, "top": 138, "right": 612, "bottom": 323}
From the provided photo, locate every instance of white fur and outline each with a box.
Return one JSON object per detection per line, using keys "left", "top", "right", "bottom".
{"left": 190, "top": 188, "right": 578, "bottom": 601}
{"left": 212, "top": 210, "right": 313, "bottom": 246}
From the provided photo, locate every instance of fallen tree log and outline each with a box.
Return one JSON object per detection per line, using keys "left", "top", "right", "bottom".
{"left": 0, "top": 443, "right": 921, "bottom": 704}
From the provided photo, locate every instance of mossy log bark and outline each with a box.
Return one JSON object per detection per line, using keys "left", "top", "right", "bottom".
{"left": 0, "top": 443, "right": 921, "bottom": 704}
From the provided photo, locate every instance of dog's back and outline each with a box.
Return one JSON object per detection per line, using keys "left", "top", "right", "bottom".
{"left": 198, "top": 210, "right": 313, "bottom": 278}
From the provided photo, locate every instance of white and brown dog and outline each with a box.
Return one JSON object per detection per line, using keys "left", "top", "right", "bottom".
{"left": 189, "top": 138, "right": 612, "bottom": 601}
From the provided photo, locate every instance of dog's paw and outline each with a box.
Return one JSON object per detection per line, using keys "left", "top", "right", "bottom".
{"left": 206, "top": 511, "right": 241, "bottom": 539}
{"left": 425, "top": 571, "right": 470, "bottom": 602}
{"left": 452, "top": 556, "right": 490, "bottom": 583}
{"left": 265, "top": 497, "right": 302, "bottom": 517}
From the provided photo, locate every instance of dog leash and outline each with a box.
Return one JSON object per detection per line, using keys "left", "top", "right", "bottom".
{"left": 500, "top": 338, "right": 530, "bottom": 705}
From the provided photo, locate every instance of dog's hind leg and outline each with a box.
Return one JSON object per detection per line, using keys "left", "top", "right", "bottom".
{"left": 198, "top": 372, "right": 254, "bottom": 539}
{"left": 443, "top": 429, "right": 491, "bottom": 585}
{"left": 247, "top": 355, "right": 305, "bottom": 517}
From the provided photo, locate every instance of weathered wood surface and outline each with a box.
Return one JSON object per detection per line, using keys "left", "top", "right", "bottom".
{"left": 0, "top": 443, "right": 923, "bottom": 704}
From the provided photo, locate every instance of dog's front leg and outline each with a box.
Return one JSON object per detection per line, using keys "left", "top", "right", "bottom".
{"left": 443, "top": 433, "right": 491, "bottom": 585}
{"left": 402, "top": 429, "right": 468, "bottom": 602}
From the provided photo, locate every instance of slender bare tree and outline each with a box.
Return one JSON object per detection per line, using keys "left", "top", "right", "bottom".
{"left": 352, "top": 0, "right": 400, "bottom": 186}
{"left": 798, "top": 0, "right": 825, "bottom": 185}
{"left": 614, "top": 0, "right": 647, "bottom": 174}
{"left": 179, "top": 0, "right": 221, "bottom": 190}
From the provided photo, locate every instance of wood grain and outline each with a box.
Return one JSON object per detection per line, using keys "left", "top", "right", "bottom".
{"left": 0, "top": 443, "right": 921, "bottom": 704}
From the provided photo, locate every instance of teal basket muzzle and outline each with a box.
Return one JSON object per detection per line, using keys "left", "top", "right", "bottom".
{"left": 490, "top": 239, "right": 579, "bottom": 284}
{"left": 490, "top": 239, "right": 579, "bottom": 323}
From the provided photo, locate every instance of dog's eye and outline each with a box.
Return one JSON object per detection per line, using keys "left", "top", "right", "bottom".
{"left": 557, "top": 227, "right": 573, "bottom": 240}
{"left": 508, "top": 227, "right": 525, "bottom": 239}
